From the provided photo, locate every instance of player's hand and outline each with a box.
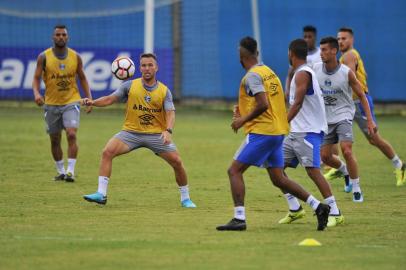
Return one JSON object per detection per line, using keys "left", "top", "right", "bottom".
{"left": 231, "top": 117, "right": 245, "bottom": 133}
{"left": 34, "top": 94, "right": 44, "bottom": 106}
{"left": 81, "top": 98, "right": 93, "bottom": 113}
{"left": 161, "top": 131, "right": 172, "bottom": 145}
{"left": 232, "top": 105, "right": 240, "bottom": 120}
{"left": 81, "top": 98, "right": 93, "bottom": 106}
{"left": 367, "top": 120, "right": 377, "bottom": 136}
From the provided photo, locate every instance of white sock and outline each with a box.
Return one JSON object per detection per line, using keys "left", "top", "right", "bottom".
{"left": 55, "top": 160, "right": 65, "bottom": 174}
{"left": 97, "top": 176, "right": 109, "bottom": 196}
{"left": 284, "top": 193, "right": 301, "bottom": 211}
{"left": 179, "top": 185, "right": 190, "bottom": 202}
{"left": 391, "top": 155, "right": 403, "bottom": 169}
{"left": 234, "top": 206, "right": 246, "bottom": 220}
{"left": 337, "top": 161, "right": 349, "bottom": 175}
{"left": 306, "top": 195, "right": 321, "bottom": 211}
{"left": 351, "top": 177, "right": 361, "bottom": 193}
{"left": 324, "top": 196, "right": 340, "bottom": 215}
{"left": 67, "top": 158, "right": 76, "bottom": 175}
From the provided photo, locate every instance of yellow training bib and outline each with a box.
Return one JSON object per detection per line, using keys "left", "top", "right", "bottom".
{"left": 122, "top": 79, "right": 168, "bottom": 133}
{"left": 42, "top": 48, "right": 81, "bottom": 105}
{"left": 238, "top": 65, "right": 289, "bottom": 135}
{"left": 340, "top": 48, "right": 368, "bottom": 99}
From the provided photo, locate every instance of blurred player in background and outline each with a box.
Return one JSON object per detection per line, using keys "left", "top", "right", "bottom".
{"left": 278, "top": 39, "right": 343, "bottom": 227}
{"left": 303, "top": 25, "right": 322, "bottom": 68}
{"left": 314, "top": 36, "right": 376, "bottom": 202}
{"left": 82, "top": 53, "right": 196, "bottom": 208}
{"left": 216, "top": 37, "right": 330, "bottom": 232}
{"left": 285, "top": 25, "right": 322, "bottom": 98}
{"left": 32, "top": 25, "right": 92, "bottom": 182}
{"left": 324, "top": 27, "right": 405, "bottom": 186}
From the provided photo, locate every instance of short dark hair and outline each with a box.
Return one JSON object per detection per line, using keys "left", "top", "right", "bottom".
{"left": 303, "top": 25, "right": 317, "bottom": 34}
{"left": 140, "top": 53, "right": 157, "bottom": 61}
{"left": 54, "top": 24, "right": 67, "bottom": 30}
{"left": 289, "top": 39, "right": 308, "bottom": 60}
{"left": 338, "top": 27, "right": 354, "bottom": 36}
{"left": 320, "top": 36, "right": 339, "bottom": 51}
{"left": 239, "top": 36, "right": 257, "bottom": 55}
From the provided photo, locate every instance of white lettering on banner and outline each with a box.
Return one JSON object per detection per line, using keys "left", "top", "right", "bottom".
{"left": 85, "top": 60, "right": 111, "bottom": 91}
{"left": 0, "top": 52, "right": 133, "bottom": 91}
{"left": 0, "top": 59, "right": 24, "bottom": 89}
{"left": 81, "top": 52, "right": 94, "bottom": 67}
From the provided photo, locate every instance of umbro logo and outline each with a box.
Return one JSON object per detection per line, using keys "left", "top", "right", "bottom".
{"left": 139, "top": 114, "right": 154, "bottom": 122}
{"left": 56, "top": 80, "right": 70, "bottom": 91}
{"left": 139, "top": 114, "right": 155, "bottom": 126}
{"left": 269, "top": 83, "right": 279, "bottom": 96}
{"left": 323, "top": 96, "right": 337, "bottom": 106}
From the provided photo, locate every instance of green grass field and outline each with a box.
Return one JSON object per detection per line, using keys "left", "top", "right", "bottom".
{"left": 0, "top": 104, "right": 405, "bottom": 270}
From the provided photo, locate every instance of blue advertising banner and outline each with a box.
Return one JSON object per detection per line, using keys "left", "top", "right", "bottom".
{"left": 0, "top": 47, "right": 173, "bottom": 100}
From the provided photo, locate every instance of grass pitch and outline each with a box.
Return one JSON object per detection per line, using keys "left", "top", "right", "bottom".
{"left": 0, "top": 104, "right": 405, "bottom": 270}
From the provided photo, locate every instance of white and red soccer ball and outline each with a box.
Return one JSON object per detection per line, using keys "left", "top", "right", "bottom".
{"left": 111, "top": 57, "right": 135, "bottom": 80}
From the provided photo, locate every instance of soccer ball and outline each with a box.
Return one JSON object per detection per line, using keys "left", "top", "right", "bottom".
{"left": 111, "top": 57, "right": 135, "bottom": 80}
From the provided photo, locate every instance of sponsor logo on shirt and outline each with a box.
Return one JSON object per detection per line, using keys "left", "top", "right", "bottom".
{"left": 139, "top": 114, "right": 155, "bottom": 126}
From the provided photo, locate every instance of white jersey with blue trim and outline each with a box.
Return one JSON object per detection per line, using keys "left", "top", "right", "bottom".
{"left": 289, "top": 64, "right": 327, "bottom": 133}
{"left": 306, "top": 47, "right": 322, "bottom": 69}
{"left": 313, "top": 62, "right": 355, "bottom": 124}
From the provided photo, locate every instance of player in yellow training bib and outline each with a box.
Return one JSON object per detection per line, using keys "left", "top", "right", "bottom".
{"left": 337, "top": 27, "right": 405, "bottom": 186}
{"left": 32, "top": 25, "right": 93, "bottom": 182}
{"left": 216, "top": 37, "right": 330, "bottom": 231}
{"left": 81, "top": 53, "right": 196, "bottom": 208}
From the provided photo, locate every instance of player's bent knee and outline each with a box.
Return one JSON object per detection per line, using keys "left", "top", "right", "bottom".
{"left": 321, "top": 153, "right": 331, "bottom": 164}
{"left": 267, "top": 172, "right": 285, "bottom": 188}
{"left": 101, "top": 148, "right": 116, "bottom": 160}
{"left": 227, "top": 166, "right": 241, "bottom": 177}
{"left": 306, "top": 168, "right": 317, "bottom": 179}
{"left": 170, "top": 157, "right": 183, "bottom": 169}
{"left": 368, "top": 136, "right": 378, "bottom": 146}
{"left": 270, "top": 177, "right": 284, "bottom": 189}
{"left": 342, "top": 148, "right": 353, "bottom": 160}
{"left": 66, "top": 132, "right": 77, "bottom": 142}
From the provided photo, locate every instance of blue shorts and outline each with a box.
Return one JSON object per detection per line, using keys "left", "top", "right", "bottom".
{"left": 234, "top": 133, "right": 285, "bottom": 168}
{"left": 354, "top": 93, "right": 378, "bottom": 136}
{"left": 355, "top": 93, "right": 377, "bottom": 121}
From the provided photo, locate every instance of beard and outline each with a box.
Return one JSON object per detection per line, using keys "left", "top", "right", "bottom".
{"left": 54, "top": 41, "right": 66, "bottom": 48}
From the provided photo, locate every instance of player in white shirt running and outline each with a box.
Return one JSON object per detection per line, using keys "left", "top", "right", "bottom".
{"left": 278, "top": 39, "right": 342, "bottom": 228}
{"left": 313, "top": 37, "right": 376, "bottom": 203}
